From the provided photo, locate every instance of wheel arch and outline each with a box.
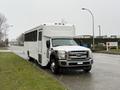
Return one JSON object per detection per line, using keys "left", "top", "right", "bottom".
{"left": 50, "top": 51, "right": 59, "bottom": 62}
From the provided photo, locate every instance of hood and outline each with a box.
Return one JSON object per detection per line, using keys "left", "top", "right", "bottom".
{"left": 53, "top": 46, "right": 91, "bottom": 52}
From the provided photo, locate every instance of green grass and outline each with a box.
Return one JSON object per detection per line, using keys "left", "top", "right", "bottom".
{"left": 0, "top": 52, "right": 66, "bottom": 90}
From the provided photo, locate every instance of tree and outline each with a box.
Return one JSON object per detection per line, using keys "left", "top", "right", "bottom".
{"left": 0, "top": 13, "right": 7, "bottom": 41}
{"left": 0, "top": 13, "right": 8, "bottom": 46}
{"left": 16, "top": 33, "right": 24, "bottom": 46}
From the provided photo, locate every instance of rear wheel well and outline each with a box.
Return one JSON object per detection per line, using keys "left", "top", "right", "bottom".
{"left": 27, "top": 50, "right": 29, "bottom": 57}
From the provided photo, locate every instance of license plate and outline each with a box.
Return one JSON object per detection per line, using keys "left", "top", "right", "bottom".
{"left": 78, "top": 62, "right": 83, "bottom": 64}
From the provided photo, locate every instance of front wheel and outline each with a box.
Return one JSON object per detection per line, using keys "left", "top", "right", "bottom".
{"left": 83, "top": 65, "right": 92, "bottom": 72}
{"left": 50, "top": 59, "right": 59, "bottom": 74}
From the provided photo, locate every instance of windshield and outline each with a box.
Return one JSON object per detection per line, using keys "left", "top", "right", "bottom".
{"left": 52, "top": 38, "right": 78, "bottom": 47}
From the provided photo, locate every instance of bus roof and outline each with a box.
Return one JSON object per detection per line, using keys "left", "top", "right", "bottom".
{"left": 24, "top": 23, "right": 74, "bottom": 34}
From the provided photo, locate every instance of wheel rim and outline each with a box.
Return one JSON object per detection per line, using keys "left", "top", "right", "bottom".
{"left": 50, "top": 62, "right": 55, "bottom": 73}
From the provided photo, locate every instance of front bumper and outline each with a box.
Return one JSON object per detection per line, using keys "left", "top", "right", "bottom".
{"left": 58, "top": 58, "right": 93, "bottom": 67}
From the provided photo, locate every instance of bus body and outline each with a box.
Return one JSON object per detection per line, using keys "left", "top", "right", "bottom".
{"left": 24, "top": 23, "right": 93, "bottom": 74}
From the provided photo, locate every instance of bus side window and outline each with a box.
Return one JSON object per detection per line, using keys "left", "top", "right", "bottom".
{"left": 39, "top": 32, "right": 42, "bottom": 41}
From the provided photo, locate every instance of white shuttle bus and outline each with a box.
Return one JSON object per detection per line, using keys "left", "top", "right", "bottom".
{"left": 24, "top": 23, "right": 93, "bottom": 74}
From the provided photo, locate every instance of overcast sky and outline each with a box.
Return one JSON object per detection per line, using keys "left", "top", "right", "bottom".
{"left": 0, "top": 0, "right": 120, "bottom": 40}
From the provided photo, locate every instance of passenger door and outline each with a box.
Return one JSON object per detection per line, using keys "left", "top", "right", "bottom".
{"left": 41, "top": 36, "right": 50, "bottom": 66}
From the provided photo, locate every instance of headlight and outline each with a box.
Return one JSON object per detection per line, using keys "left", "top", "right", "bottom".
{"left": 89, "top": 50, "right": 93, "bottom": 59}
{"left": 58, "top": 51, "right": 67, "bottom": 60}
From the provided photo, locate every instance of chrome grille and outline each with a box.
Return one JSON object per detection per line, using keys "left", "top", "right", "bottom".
{"left": 68, "top": 51, "right": 89, "bottom": 60}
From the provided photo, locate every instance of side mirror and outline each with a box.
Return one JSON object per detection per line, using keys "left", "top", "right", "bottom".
{"left": 46, "top": 40, "right": 50, "bottom": 48}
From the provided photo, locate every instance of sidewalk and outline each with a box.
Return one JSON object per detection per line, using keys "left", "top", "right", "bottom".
{"left": 0, "top": 46, "right": 29, "bottom": 60}
{"left": 12, "top": 50, "right": 29, "bottom": 60}
{"left": 0, "top": 50, "right": 11, "bottom": 52}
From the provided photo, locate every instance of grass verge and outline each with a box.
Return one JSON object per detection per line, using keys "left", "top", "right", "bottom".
{"left": 0, "top": 52, "right": 66, "bottom": 90}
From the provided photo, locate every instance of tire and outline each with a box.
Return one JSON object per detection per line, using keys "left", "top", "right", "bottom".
{"left": 50, "top": 58, "right": 60, "bottom": 74}
{"left": 27, "top": 51, "right": 32, "bottom": 61}
{"left": 83, "top": 65, "right": 92, "bottom": 72}
{"left": 27, "top": 51, "right": 30, "bottom": 59}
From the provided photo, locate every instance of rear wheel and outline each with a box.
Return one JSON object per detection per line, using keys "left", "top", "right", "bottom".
{"left": 27, "top": 51, "right": 32, "bottom": 61}
{"left": 27, "top": 51, "right": 30, "bottom": 59}
{"left": 50, "top": 58, "right": 60, "bottom": 74}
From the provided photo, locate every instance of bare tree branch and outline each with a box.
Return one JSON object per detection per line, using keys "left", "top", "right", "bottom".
{"left": 0, "top": 13, "right": 7, "bottom": 30}
{"left": 0, "top": 13, "right": 7, "bottom": 42}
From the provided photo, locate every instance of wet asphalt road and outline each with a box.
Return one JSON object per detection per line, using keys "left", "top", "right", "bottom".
{"left": 10, "top": 46, "right": 120, "bottom": 90}
{"left": 47, "top": 53, "right": 120, "bottom": 90}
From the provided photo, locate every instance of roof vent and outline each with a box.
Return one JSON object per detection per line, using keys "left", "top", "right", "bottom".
{"left": 59, "top": 23, "right": 61, "bottom": 25}
{"left": 55, "top": 23, "right": 57, "bottom": 25}
{"left": 43, "top": 24, "right": 46, "bottom": 26}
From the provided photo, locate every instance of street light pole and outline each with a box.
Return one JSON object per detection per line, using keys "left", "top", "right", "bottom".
{"left": 82, "top": 8, "right": 95, "bottom": 50}
{"left": 98, "top": 25, "right": 101, "bottom": 36}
